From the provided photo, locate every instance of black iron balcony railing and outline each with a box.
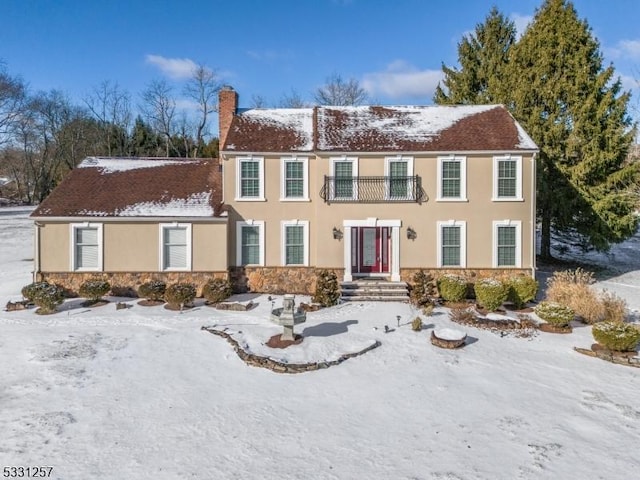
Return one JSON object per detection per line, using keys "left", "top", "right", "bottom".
{"left": 320, "top": 175, "right": 427, "bottom": 204}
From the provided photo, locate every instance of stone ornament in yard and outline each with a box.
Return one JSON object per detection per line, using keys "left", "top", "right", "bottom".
{"left": 431, "top": 328, "right": 467, "bottom": 349}
{"left": 270, "top": 294, "right": 307, "bottom": 341}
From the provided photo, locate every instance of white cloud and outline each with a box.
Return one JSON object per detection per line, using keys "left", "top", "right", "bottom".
{"left": 145, "top": 54, "right": 197, "bottom": 79}
{"left": 362, "top": 60, "right": 444, "bottom": 99}
{"left": 510, "top": 13, "right": 532, "bottom": 38}
{"left": 617, "top": 40, "right": 640, "bottom": 60}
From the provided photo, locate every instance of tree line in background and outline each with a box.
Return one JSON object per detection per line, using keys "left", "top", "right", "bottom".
{"left": 434, "top": 0, "right": 639, "bottom": 256}
{"left": 0, "top": 62, "right": 366, "bottom": 205}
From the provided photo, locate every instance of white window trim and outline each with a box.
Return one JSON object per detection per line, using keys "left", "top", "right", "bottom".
{"left": 280, "top": 156, "right": 309, "bottom": 201}
{"left": 437, "top": 220, "right": 467, "bottom": 268}
{"left": 159, "top": 223, "right": 192, "bottom": 271}
{"left": 493, "top": 155, "right": 523, "bottom": 201}
{"left": 437, "top": 155, "right": 467, "bottom": 202}
{"left": 236, "top": 220, "right": 265, "bottom": 266}
{"left": 330, "top": 156, "right": 358, "bottom": 200}
{"left": 384, "top": 155, "right": 414, "bottom": 200}
{"left": 70, "top": 223, "right": 103, "bottom": 271}
{"left": 235, "top": 156, "right": 265, "bottom": 201}
{"left": 280, "top": 220, "right": 309, "bottom": 266}
{"left": 492, "top": 220, "right": 522, "bottom": 268}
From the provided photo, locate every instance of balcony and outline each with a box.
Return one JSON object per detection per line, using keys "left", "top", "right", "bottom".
{"left": 320, "top": 175, "right": 427, "bottom": 204}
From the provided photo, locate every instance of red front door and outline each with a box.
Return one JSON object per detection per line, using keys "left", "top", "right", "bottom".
{"left": 352, "top": 227, "right": 390, "bottom": 274}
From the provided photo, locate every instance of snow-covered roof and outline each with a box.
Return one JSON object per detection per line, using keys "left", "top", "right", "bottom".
{"left": 32, "top": 157, "right": 222, "bottom": 218}
{"left": 223, "top": 104, "right": 538, "bottom": 153}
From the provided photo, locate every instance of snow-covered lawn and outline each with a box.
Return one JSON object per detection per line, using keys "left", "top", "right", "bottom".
{"left": 1, "top": 211, "right": 639, "bottom": 480}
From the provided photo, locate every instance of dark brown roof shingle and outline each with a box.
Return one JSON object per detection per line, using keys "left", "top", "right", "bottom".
{"left": 31, "top": 157, "right": 222, "bottom": 218}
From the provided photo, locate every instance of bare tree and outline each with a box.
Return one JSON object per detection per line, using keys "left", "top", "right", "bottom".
{"left": 313, "top": 73, "right": 368, "bottom": 106}
{"left": 0, "top": 65, "right": 27, "bottom": 147}
{"left": 183, "top": 64, "right": 220, "bottom": 157}
{"left": 279, "top": 88, "right": 309, "bottom": 108}
{"left": 140, "top": 79, "right": 176, "bottom": 157}
{"left": 84, "top": 81, "right": 132, "bottom": 156}
{"left": 250, "top": 94, "right": 268, "bottom": 108}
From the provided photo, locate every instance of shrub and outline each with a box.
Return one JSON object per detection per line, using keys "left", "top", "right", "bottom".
{"left": 79, "top": 279, "right": 111, "bottom": 302}
{"left": 138, "top": 280, "right": 167, "bottom": 302}
{"left": 21, "top": 281, "right": 51, "bottom": 302}
{"left": 411, "top": 317, "right": 423, "bottom": 331}
{"left": 312, "top": 269, "right": 340, "bottom": 307}
{"left": 546, "top": 268, "right": 604, "bottom": 324}
{"left": 592, "top": 321, "right": 640, "bottom": 352}
{"left": 437, "top": 274, "right": 467, "bottom": 303}
{"left": 508, "top": 276, "right": 538, "bottom": 308}
{"left": 474, "top": 278, "right": 509, "bottom": 311}
{"left": 32, "top": 283, "right": 65, "bottom": 314}
{"left": 601, "top": 291, "right": 627, "bottom": 323}
{"left": 410, "top": 270, "right": 437, "bottom": 307}
{"left": 422, "top": 303, "right": 435, "bottom": 316}
{"left": 165, "top": 283, "right": 196, "bottom": 309}
{"left": 202, "top": 278, "right": 232, "bottom": 304}
{"left": 534, "top": 301, "right": 574, "bottom": 327}
{"left": 449, "top": 306, "right": 476, "bottom": 324}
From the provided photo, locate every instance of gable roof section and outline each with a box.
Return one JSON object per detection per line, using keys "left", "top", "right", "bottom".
{"left": 32, "top": 157, "right": 223, "bottom": 218}
{"left": 222, "top": 104, "right": 537, "bottom": 153}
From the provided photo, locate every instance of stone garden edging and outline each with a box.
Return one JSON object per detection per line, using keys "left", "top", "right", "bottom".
{"left": 201, "top": 326, "right": 381, "bottom": 374}
{"left": 574, "top": 345, "right": 640, "bottom": 368}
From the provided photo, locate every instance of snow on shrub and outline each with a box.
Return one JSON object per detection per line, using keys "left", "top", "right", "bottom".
{"left": 137, "top": 280, "right": 166, "bottom": 302}
{"left": 474, "top": 278, "right": 509, "bottom": 311}
{"left": 165, "top": 283, "right": 196, "bottom": 309}
{"left": 79, "top": 279, "right": 111, "bottom": 302}
{"left": 437, "top": 274, "right": 467, "bottom": 303}
{"left": 312, "top": 270, "right": 340, "bottom": 307}
{"left": 534, "top": 301, "right": 574, "bottom": 327}
{"left": 32, "top": 283, "right": 65, "bottom": 314}
{"left": 592, "top": 321, "right": 640, "bottom": 352}
{"left": 21, "top": 281, "right": 51, "bottom": 302}
{"left": 202, "top": 278, "right": 232, "bottom": 304}
{"left": 410, "top": 270, "right": 437, "bottom": 307}
{"left": 508, "top": 276, "right": 538, "bottom": 308}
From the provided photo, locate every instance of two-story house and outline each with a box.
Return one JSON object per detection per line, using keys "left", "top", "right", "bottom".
{"left": 30, "top": 86, "right": 537, "bottom": 298}
{"left": 219, "top": 86, "right": 537, "bottom": 295}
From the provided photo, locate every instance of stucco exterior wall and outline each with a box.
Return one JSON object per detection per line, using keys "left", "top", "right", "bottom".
{"left": 37, "top": 220, "right": 228, "bottom": 274}
{"left": 223, "top": 152, "right": 535, "bottom": 272}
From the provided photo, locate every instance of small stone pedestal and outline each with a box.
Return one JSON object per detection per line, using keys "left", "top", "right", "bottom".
{"left": 270, "top": 294, "right": 307, "bottom": 341}
{"left": 431, "top": 328, "right": 467, "bottom": 349}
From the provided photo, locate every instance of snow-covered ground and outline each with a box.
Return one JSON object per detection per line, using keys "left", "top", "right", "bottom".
{"left": 1, "top": 210, "right": 639, "bottom": 480}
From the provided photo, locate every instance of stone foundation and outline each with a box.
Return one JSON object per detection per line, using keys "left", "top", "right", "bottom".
{"left": 37, "top": 271, "right": 228, "bottom": 297}
{"left": 229, "top": 267, "right": 344, "bottom": 295}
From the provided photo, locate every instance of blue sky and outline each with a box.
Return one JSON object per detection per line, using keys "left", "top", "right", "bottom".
{"left": 2, "top": 0, "right": 639, "bottom": 124}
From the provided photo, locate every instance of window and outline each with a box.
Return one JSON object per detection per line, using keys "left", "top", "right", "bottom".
{"left": 281, "top": 220, "right": 309, "bottom": 266}
{"left": 493, "top": 155, "right": 523, "bottom": 201}
{"left": 71, "top": 223, "right": 103, "bottom": 271}
{"left": 236, "top": 221, "right": 265, "bottom": 266}
{"left": 236, "top": 156, "right": 264, "bottom": 200}
{"left": 160, "top": 224, "right": 191, "bottom": 270}
{"left": 280, "top": 157, "right": 309, "bottom": 201}
{"left": 437, "top": 156, "right": 467, "bottom": 201}
{"left": 330, "top": 156, "right": 358, "bottom": 200}
{"left": 437, "top": 221, "right": 466, "bottom": 267}
{"left": 493, "top": 220, "right": 521, "bottom": 267}
{"left": 385, "top": 156, "right": 414, "bottom": 200}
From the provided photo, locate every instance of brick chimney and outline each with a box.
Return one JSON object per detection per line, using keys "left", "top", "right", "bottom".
{"left": 218, "top": 86, "right": 238, "bottom": 151}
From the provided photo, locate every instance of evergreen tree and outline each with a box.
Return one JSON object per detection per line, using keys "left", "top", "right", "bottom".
{"left": 434, "top": 7, "right": 516, "bottom": 105}
{"left": 508, "top": 0, "right": 638, "bottom": 256}
{"left": 129, "top": 116, "right": 161, "bottom": 156}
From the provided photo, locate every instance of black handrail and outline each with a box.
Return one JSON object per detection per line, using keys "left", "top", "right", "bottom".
{"left": 320, "top": 176, "right": 427, "bottom": 204}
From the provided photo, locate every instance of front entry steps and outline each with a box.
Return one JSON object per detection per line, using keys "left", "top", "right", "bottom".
{"left": 340, "top": 279, "right": 409, "bottom": 302}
